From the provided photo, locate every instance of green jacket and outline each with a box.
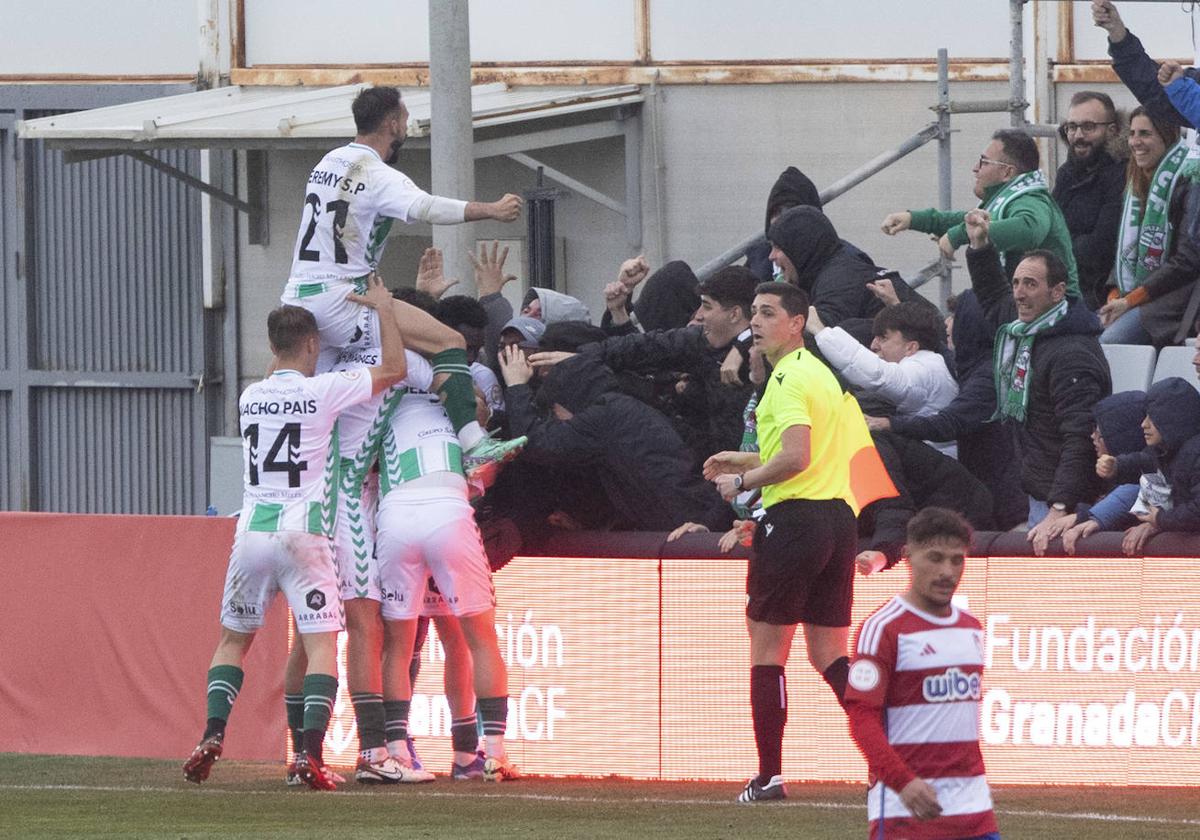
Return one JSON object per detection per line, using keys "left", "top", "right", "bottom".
{"left": 909, "top": 180, "right": 1080, "bottom": 299}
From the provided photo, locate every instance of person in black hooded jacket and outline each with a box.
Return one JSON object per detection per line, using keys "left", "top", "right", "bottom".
{"left": 964, "top": 211, "right": 1112, "bottom": 547}
{"left": 1103, "top": 377, "right": 1200, "bottom": 551}
{"left": 745, "top": 167, "right": 873, "bottom": 282}
{"left": 767, "top": 205, "right": 887, "bottom": 332}
{"left": 497, "top": 349, "right": 732, "bottom": 533}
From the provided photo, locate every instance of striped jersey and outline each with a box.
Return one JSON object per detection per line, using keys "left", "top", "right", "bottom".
{"left": 237, "top": 368, "right": 373, "bottom": 536}
{"left": 845, "top": 595, "right": 997, "bottom": 840}
{"left": 330, "top": 347, "right": 432, "bottom": 496}
{"left": 376, "top": 374, "right": 464, "bottom": 496}
{"left": 285, "top": 142, "right": 428, "bottom": 291}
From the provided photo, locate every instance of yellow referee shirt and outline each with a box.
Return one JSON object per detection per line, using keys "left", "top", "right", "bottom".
{"left": 756, "top": 347, "right": 852, "bottom": 509}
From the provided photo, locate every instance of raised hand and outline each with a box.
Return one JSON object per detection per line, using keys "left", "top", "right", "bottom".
{"left": 881, "top": 211, "right": 912, "bottom": 236}
{"left": 468, "top": 240, "right": 517, "bottom": 297}
{"left": 415, "top": 247, "right": 459, "bottom": 299}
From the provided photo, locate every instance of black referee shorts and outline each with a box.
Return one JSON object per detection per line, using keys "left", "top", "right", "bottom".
{"left": 747, "top": 497, "right": 857, "bottom": 627}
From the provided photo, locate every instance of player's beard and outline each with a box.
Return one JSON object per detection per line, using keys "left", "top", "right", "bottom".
{"left": 385, "top": 137, "right": 404, "bottom": 165}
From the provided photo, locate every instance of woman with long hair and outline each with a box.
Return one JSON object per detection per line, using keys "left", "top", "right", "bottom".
{"left": 1099, "top": 106, "right": 1192, "bottom": 345}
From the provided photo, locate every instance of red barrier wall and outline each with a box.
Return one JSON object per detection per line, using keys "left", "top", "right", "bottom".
{"left": 0, "top": 513, "right": 287, "bottom": 761}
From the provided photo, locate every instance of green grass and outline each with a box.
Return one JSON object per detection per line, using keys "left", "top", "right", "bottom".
{"left": 2, "top": 754, "right": 1198, "bottom": 839}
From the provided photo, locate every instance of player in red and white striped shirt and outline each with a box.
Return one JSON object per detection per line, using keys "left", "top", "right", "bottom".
{"left": 845, "top": 507, "right": 1000, "bottom": 840}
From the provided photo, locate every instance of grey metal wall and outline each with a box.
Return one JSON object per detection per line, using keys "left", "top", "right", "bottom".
{"left": 1, "top": 86, "right": 214, "bottom": 514}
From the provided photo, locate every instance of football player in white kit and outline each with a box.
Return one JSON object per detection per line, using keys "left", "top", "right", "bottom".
{"left": 183, "top": 275, "right": 407, "bottom": 791}
{"left": 280, "top": 85, "right": 524, "bottom": 473}
{"left": 372, "top": 363, "right": 522, "bottom": 781}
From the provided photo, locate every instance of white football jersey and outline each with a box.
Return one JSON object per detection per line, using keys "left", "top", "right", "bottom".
{"left": 378, "top": 376, "right": 461, "bottom": 495}
{"left": 330, "top": 346, "right": 434, "bottom": 491}
{"left": 285, "top": 143, "right": 428, "bottom": 287}
{"left": 238, "top": 368, "right": 373, "bottom": 536}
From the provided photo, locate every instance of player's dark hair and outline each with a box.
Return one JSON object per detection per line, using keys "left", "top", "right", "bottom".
{"left": 872, "top": 301, "right": 942, "bottom": 352}
{"left": 1021, "top": 248, "right": 1069, "bottom": 290}
{"left": 697, "top": 266, "right": 758, "bottom": 319}
{"left": 906, "top": 507, "right": 973, "bottom": 549}
{"left": 267, "top": 305, "right": 318, "bottom": 355}
{"left": 992, "top": 128, "right": 1039, "bottom": 173}
{"left": 434, "top": 295, "right": 489, "bottom": 330}
{"left": 352, "top": 86, "right": 403, "bottom": 134}
{"left": 392, "top": 285, "right": 437, "bottom": 313}
{"left": 754, "top": 281, "right": 809, "bottom": 317}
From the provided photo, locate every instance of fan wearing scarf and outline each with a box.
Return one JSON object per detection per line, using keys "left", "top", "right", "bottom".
{"left": 1098, "top": 105, "right": 1192, "bottom": 346}
{"left": 963, "top": 210, "right": 1112, "bottom": 554}
{"left": 882, "top": 130, "right": 1080, "bottom": 300}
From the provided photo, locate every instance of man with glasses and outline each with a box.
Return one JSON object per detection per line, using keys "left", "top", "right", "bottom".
{"left": 1053, "top": 92, "right": 1127, "bottom": 309}
{"left": 882, "top": 130, "right": 1080, "bottom": 300}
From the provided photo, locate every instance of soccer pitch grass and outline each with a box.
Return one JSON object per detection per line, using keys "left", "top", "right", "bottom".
{"left": 3, "top": 754, "right": 1198, "bottom": 839}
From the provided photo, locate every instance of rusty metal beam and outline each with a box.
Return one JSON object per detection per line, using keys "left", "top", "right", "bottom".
{"left": 228, "top": 61, "right": 1011, "bottom": 88}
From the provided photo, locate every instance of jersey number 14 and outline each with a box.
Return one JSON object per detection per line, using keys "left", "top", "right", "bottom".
{"left": 243, "top": 422, "right": 307, "bottom": 487}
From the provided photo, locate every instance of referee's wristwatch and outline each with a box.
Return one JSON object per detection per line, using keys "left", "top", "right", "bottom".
{"left": 733, "top": 474, "right": 744, "bottom": 491}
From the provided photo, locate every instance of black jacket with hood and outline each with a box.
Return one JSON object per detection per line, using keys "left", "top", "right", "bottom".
{"left": 1114, "top": 377, "right": 1200, "bottom": 533}
{"left": 745, "top": 167, "right": 872, "bottom": 282}
{"left": 967, "top": 242, "right": 1112, "bottom": 508}
{"left": 578, "top": 325, "right": 752, "bottom": 463}
{"left": 505, "top": 355, "right": 731, "bottom": 532}
{"left": 767, "top": 205, "right": 886, "bottom": 328}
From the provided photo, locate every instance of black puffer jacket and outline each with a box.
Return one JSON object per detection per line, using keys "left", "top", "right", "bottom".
{"left": 767, "top": 205, "right": 885, "bottom": 327}
{"left": 1052, "top": 150, "right": 1127, "bottom": 308}
{"left": 578, "top": 326, "right": 752, "bottom": 462}
{"left": 889, "top": 289, "right": 1028, "bottom": 528}
{"left": 860, "top": 431, "right": 996, "bottom": 569}
{"left": 505, "top": 355, "right": 731, "bottom": 532}
{"left": 968, "top": 243, "right": 1112, "bottom": 507}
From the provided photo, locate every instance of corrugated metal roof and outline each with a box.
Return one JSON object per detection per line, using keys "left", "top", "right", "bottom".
{"left": 16, "top": 83, "right": 643, "bottom": 147}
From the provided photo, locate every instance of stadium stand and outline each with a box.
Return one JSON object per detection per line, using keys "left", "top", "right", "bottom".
{"left": 1151, "top": 346, "right": 1199, "bottom": 388}
{"left": 1101, "top": 344, "right": 1157, "bottom": 393}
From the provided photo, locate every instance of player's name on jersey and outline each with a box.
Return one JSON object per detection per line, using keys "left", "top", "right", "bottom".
{"left": 307, "top": 168, "right": 367, "bottom": 194}
{"left": 336, "top": 349, "right": 381, "bottom": 367}
{"left": 240, "top": 399, "right": 319, "bottom": 416}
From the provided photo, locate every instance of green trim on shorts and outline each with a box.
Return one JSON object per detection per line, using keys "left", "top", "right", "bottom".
{"left": 247, "top": 502, "right": 283, "bottom": 532}
{"left": 294, "top": 282, "right": 328, "bottom": 298}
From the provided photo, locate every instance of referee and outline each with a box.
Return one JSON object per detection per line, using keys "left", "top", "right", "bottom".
{"left": 704, "top": 282, "right": 857, "bottom": 804}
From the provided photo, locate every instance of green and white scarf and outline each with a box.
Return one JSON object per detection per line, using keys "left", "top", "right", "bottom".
{"left": 992, "top": 299, "right": 1069, "bottom": 423}
{"left": 1114, "top": 139, "right": 1189, "bottom": 294}
{"left": 980, "top": 170, "right": 1052, "bottom": 273}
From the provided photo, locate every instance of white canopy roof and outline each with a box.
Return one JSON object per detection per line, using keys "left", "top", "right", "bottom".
{"left": 17, "top": 82, "right": 643, "bottom": 148}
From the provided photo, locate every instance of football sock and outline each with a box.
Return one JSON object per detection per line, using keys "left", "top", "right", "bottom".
{"left": 451, "top": 713, "right": 479, "bottom": 756}
{"left": 203, "top": 665, "right": 243, "bottom": 738}
{"left": 383, "top": 699, "right": 411, "bottom": 751}
{"left": 750, "top": 665, "right": 786, "bottom": 784}
{"left": 822, "top": 656, "right": 850, "bottom": 706}
{"left": 432, "top": 349, "right": 483, "bottom": 447}
{"left": 410, "top": 617, "right": 430, "bottom": 686}
{"left": 301, "top": 673, "right": 338, "bottom": 764}
{"left": 351, "top": 692, "right": 386, "bottom": 751}
{"left": 285, "top": 693, "right": 305, "bottom": 752}
{"left": 478, "top": 696, "right": 509, "bottom": 757}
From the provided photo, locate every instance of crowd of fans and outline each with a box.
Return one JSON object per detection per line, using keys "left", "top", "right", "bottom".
{"left": 395, "top": 1, "right": 1200, "bottom": 563}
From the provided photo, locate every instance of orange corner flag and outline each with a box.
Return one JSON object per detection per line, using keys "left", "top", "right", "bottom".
{"left": 841, "top": 392, "right": 899, "bottom": 515}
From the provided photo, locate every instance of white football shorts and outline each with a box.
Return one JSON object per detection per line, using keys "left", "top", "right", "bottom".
{"left": 220, "top": 530, "right": 344, "bottom": 634}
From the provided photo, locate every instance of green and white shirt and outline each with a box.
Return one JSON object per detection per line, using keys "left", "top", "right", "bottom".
{"left": 284, "top": 143, "right": 430, "bottom": 295}
{"left": 237, "top": 368, "right": 373, "bottom": 536}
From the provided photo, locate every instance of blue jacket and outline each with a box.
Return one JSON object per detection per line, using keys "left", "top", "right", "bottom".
{"left": 1110, "top": 30, "right": 1199, "bottom": 128}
